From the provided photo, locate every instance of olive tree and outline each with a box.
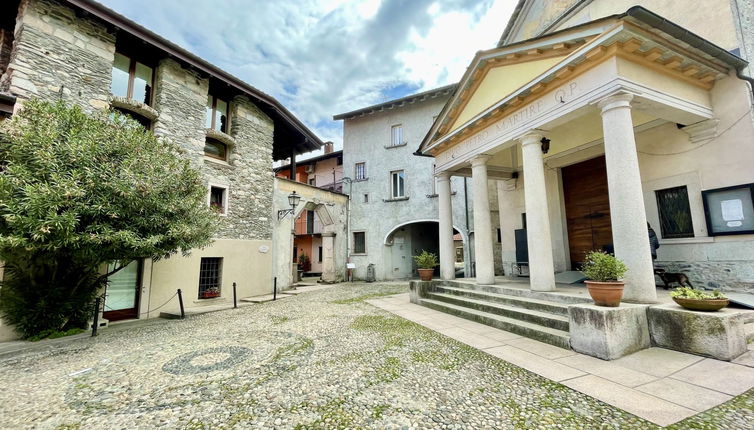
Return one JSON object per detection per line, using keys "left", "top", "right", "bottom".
{"left": 0, "top": 100, "right": 218, "bottom": 338}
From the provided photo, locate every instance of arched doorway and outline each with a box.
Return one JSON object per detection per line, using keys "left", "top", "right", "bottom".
{"left": 383, "top": 220, "right": 467, "bottom": 279}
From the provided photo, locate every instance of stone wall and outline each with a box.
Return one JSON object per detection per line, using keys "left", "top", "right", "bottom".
{"left": 152, "top": 58, "right": 208, "bottom": 167}
{"left": 654, "top": 261, "right": 754, "bottom": 293}
{"left": 152, "top": 60, "right": 275, "bottom": 241}
{"left": 1, "top": 0, "right": 114, "bottom": 109}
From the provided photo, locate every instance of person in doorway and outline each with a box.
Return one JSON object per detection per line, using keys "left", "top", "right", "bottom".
{"left": 648, "top": 223, "right": 660, "bottom": 260}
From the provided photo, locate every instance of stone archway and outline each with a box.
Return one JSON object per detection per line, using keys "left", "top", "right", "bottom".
{"left": 383, "top": 220, "right": 468, "bottom": 279}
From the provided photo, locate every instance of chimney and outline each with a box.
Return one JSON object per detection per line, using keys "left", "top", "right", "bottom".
{"left": 324, "top": 141, "right": 334, "bottom": 154}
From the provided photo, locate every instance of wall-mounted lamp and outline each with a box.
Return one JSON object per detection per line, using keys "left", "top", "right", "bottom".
{"left": 278, "top": 191, "right": 301, "bottom": 220}
{"left": 540, "top": 137, "right": 551, "bottom": 154}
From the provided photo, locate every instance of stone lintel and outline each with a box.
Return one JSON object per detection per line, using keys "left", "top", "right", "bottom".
{"left": 569, "top": 303, "right": 651, "bottom": 360}
{"left": 647, "top": 304, "right": 747, "bottom": 361}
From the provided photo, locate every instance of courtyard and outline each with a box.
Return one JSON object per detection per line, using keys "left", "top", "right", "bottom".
{"left": 0, "top": 283, "right": 752, "bottom": 429}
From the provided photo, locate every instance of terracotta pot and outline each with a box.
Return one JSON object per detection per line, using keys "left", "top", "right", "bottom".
{"left": 417, "top": 268, "right": 434, "bottom": 281}
{"left": 673, "top": 297, "right": 729, "bottom": 312}
{"left": 585, "top": 280, "right": 624, "bottom": 307}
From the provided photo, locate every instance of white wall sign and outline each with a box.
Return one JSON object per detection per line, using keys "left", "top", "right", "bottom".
{"left": 258, "top": 245, "right": 270, "bottom": 253}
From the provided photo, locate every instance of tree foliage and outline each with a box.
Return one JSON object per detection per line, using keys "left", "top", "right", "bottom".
{"left": 0, "top": 100, "right": 218, "bottom": 337}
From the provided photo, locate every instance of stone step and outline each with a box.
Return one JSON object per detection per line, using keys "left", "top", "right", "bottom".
{"left": 419, "top": 298, "right": 571, "bottom": 349}
{"left": 440, "top": 282, "right": 591, "bottom": 305}
{"left": 427, "top": 292, "right": 570, "bottom": 331}
{"left": 434, "top": 286, "right": 570, "bottom": 316}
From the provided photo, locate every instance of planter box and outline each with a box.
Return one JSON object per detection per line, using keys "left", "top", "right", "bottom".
{"left": 569, "top": 303, "right": 650, "bottom": 360}
{"left": 648, "top": 304, "right": 747, "bottom": 361}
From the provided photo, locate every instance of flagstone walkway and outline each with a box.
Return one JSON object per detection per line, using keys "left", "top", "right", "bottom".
{"left": 368, "top": 292, "right": 754, "bottom": 427}
{"left": 0, "top": 283, "right": 751, "bottom": 429}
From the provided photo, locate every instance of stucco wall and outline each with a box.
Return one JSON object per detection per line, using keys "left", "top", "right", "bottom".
{"left": 272, "top": 178, "right": 348, "bottom": 288}
{"left": 343, "top": 95, "right": 504, "bottom": 281}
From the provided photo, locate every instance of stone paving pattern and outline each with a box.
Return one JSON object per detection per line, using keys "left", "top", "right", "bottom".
{"left": 0, "top": 283, "right": 752, "bottom": 429}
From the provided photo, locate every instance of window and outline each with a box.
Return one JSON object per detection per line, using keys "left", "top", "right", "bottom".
{"left": 355, "top": 162, "right": 366, "bottom": 180}
{"left": 391, "top": 170, "right": 405, "bottom": 198}
{"left": 353, "top": 231, "right": 366, "bottom": 254}
{"left": 390, "top": 124, "right": 403, "bottom": 146}
{"left": 318, "top": 246, "right": 323, "bottom": 263}
{"left": 308, "top": 177, "right": 316, "bottom": 186}
{"left": 364, "top": 193, "right": 369, "bottom": 203}
{"left": 206, "top": 95, "right": 229, "bottom": 133}
{"left": 111, "top": 52, "right": 153, "bottom": 105}
{"left": 497, "top": 228, "right": 502, "bottom": 243}
{"left": 656, "top": 186, "right": 694, "bottom": 238}
{"left": 209, "top": 185, "right": 228, "bottom": 215}
{"left": 204, "top": 139, "right": 228, "bottom": 161}
{"left": 198, "top": 257, "right": 222, "bottom": 299}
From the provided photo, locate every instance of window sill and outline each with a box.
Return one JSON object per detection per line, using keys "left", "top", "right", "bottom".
{"left": 426, "top": 191, "right": 456, "bottom": 198}
{"left": 659, "top": 236, "right": 714, "bottom": 245}
{"left": 354, "top": 178, "right": 368, "bottom": 182}
{"left": 193, "top": 296, "right": 228, "bottom": 304}
{"left": 351, "top": 253, "right": 367, "bottom": 257}
{"left": 204, "top": 156, "right": 232, "bottom": 168}
{"left": 109, "top": 96, "right": 159, "bottom": 121}
{"left": 384, "top": 143, "right": 407, "bottom": 149}
{"left": 383, "top": 196, "right": 409, "bottom": 202}
{"left": 206, "top": 128, "right": 236, "bottom": 147}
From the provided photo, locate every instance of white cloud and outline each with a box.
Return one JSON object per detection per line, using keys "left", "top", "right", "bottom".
{"left": 98, "top": 0, "right": 515, "bottom": 158}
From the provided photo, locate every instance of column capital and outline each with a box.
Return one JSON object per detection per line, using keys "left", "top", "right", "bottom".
{"left": 518, "top": 131, "right": 546, "bottom": 147}
{"left": 470, "top": 154, "right": 491, "bottom": 167}
{"left": 597, "top": 92, "right": 634, "bottom": 114}
{"left": 435, "top": 171, "right": 452, "bottom": 181}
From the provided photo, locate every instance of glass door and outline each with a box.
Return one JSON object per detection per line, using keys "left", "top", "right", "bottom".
{"left": 103, "top": 260, "right": 142, "bottom": 321}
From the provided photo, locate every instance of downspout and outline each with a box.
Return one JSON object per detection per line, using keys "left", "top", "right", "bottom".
{"left": 464, "top": 176, "right": 474, "bottom": 278}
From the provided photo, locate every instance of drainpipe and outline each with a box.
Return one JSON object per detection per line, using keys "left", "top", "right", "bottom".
{"left": 463, "top": 176, "right": 474, "bottom": 278}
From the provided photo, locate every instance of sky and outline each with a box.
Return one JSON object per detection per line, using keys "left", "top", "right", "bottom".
{"left": 98, "top": 0, "right": 517, "bottom": 159}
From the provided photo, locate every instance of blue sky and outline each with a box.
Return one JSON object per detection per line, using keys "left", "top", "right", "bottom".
{"left": 98, "top": 0, "right": 516, "bottom": 158}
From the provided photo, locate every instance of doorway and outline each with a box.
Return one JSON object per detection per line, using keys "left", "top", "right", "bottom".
{"left": 562, "top": 156, "right": 613, "bottom": 270}
{"left": 103, "top": 260, "right": 142, "bottom": 321}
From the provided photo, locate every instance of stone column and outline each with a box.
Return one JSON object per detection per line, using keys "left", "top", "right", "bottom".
{"left": 321, "top": 232, "right": 336, "bottom": 283}
{"left": 597, "top": 93, "right": 657, "bottom": 303}
{"left": 437, "top": 172, "right": 455, "bottom": 280}
{"left": 471, "top": 155, "right": 495, "bottom": 285}
{"left": 520, "top": 132, "right": 556, "bottom": 291}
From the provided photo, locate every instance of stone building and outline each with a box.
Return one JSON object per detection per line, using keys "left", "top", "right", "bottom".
{"left": 0, "top": 0, "right": 321, "bottom": 338}
{"left": 335, "top": 86, "right": 505, "bottom": 281}
{"left": 418, "top": 0, "right": 754, "bottom": 298}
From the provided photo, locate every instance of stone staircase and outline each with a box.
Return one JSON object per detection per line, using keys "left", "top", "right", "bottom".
{"left": 417, "top": 282, "right": 592, "bottom": 349}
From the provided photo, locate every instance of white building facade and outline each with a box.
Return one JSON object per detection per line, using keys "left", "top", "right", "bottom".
{"left": 419, "top": 1, "right": 754, "bottom": 299}
{"left": 336, "top": 86, "right": 505, "bottom": 281}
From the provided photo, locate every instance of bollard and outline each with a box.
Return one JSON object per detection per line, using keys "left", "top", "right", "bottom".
{"left": 177, "top": 288, "right": 185, "bottom": 319}
{"left": 233, "top": 282, "right": 237, "bottom": 308}
{"left": 91, "top": 296, "right": 101, "bottom": 337}
{"left": 273, "top": 277, "right": 277, "bottom": 301}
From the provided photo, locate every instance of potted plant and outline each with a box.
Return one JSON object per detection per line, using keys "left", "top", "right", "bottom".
{"left": 298, "top": 253, "right": 311, "bottom": 273}
{"left": 413, "top": 250, "right": 438, "bottom": 281}
{"left": 200, "top": 287, "right": 220, "bottom": 299}
{"left": 671, "top": 287, "right": 729, "bottom": 311}
{"left": 581, "top": 250, "right": 627, "bottom": 307}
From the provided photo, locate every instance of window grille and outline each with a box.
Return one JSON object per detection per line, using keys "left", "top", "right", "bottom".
{"left": 655, "top": 186, "right": 694, "bottom": 238}
{"left": 198, "top": 257, "right": 222, "bottom": 299}
{"left": 353, "top": 232, "right": 366, "bottom": 254}
{"left": 355, "top": 162, "right": 366, "bottom": 180}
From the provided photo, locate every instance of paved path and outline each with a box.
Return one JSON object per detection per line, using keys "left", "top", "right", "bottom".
{"left": 0, "top": 283, "right": 751, "bottom": 429}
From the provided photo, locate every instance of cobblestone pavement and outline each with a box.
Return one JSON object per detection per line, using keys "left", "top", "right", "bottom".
{"left": 0, "top": 283, "right": 752, "bottom": 429}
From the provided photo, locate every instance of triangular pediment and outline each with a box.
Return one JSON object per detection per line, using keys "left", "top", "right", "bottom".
{"left": 449, "top": 55, "right": 567, "bottom": 132}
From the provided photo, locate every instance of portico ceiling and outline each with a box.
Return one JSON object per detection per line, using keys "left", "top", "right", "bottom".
{"left": 418, "top": 7, "right": 747, "bottom": 165}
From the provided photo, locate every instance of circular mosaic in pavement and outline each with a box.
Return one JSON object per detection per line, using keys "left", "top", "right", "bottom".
{"left": 162, "top": 346, "right": 251, "bottom": 375}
